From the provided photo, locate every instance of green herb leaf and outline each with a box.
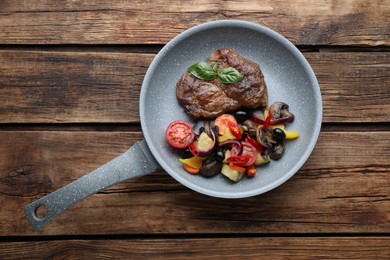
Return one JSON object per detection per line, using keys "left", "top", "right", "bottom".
{"left": 218, "top": 67, "right": 244, "bottom": 84}
{"left": 187, "top": 62, "right": 217, "bottom": 81}
{"left": 212, "top": 62, "right": 219, "bottom": 72}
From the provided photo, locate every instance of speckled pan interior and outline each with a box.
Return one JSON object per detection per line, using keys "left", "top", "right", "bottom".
{"left": 140, "top": 20, "right": 322, "bottom": 198}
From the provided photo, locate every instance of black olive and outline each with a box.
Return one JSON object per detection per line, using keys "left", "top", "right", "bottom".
{"left": 272, "top": 128, "right": 286, "bottom": 143}
{"left": 181, "top": 148, "right": 193, "bottom": 159}
{"left": 234, "top": 110, "right": 250, "bottom": 123}
{"left": 215, "top": 150, "right": 225, "bottom": 162}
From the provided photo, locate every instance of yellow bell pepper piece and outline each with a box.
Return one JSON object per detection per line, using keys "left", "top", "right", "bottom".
{"left": 179, "top": 156, "right": 202, "bottom": 169}
{"left": 217, "top": 127, "right": 236, "bottom": 142}
{"left": 270, "top": 124, "right": 299, "bottom": 139}
{"left": 284, "top": 130, "right": 299, "bottom": 140}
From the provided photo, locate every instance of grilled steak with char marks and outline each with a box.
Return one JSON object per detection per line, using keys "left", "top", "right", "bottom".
{"left": 176, "top": 48, "right": 268, "bottom": 119}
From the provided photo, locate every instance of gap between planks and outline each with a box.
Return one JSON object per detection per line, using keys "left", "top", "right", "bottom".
{"left": 1, "top": 233, "right": 389, "bottom": 243}
{"left": 0, "top": 44, "right": 389, "bottom": 53}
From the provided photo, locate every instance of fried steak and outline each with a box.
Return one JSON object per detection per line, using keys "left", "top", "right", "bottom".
{"left": 176, "top": 48, "right": 268, "bottom": 119}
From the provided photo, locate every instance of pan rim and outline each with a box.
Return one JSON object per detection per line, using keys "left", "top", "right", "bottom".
{"left": 140, "top": 20, "right": 322, "bottom": 198}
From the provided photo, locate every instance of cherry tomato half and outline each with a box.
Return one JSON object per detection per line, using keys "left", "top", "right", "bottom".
{"left": 227, "top": 141, "right": 257, "bottom": 167}
{"left": 166, "top": 120, "right": 195, "bottom": 149}
{"left": 227, "top": 142, "right": 257, "bottom": 166}
{"left": 237, "top": 141, "right": 257, "bottom": 166}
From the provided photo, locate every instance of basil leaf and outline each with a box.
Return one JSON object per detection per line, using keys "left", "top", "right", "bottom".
{"left": 187, "top": 62, "right": 217, "bottom": 81}
{"left": 218, "top": 67, "right": 244, "bottom": 84}
{"left": 212, "top": 62, "right": 218, "bottom": 72}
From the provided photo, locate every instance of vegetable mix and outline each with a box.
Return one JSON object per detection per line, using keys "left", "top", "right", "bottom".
{"left": 165, "top": 102, "right": 298, "bottom": 182}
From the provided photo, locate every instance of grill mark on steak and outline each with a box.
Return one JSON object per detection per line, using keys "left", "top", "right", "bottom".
{"left": 176, "top": 48, "right": 268, "bottom": 119}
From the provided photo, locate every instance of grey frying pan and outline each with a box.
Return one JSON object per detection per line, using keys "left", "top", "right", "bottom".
{"left": 25, "top": 20, "right": 322, "bottom": 229}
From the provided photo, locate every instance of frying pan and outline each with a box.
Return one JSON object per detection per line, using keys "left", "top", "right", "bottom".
{"left": 25, "top": 20, "right": 322, "bottom": 229}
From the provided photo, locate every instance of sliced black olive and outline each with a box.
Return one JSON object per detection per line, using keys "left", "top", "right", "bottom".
{"left": 181, "top": 148, "right": 193, "bottom": 159}
{"left": 234, "top": 110, "right": 250, "bottom": 123}
{"left": 272, "top": 128, "right": 286, "bottom": 143}
{"left": 215, "top": 150, "right": 225, "bottom": 162}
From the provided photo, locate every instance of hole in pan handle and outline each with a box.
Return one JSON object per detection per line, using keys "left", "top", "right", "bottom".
{"left": 24, "top": 140, "right": 160, "bottom": 230}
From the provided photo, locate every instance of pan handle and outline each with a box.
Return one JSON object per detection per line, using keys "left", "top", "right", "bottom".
{"left": 24, "top": 140, "right": 160, "bottom": 229}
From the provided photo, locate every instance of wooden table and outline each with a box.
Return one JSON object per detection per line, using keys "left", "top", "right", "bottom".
{"left": 0, "top": 1, "right": 389, "bottom": 259}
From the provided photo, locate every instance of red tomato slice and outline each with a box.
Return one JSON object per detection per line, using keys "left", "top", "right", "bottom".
{"left": 166, "top": 120, "right": 195, "bottom": 149}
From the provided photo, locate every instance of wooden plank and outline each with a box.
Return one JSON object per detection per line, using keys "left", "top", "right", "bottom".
{"left": 0, "top": 237, "right": 389, "bottom": 259}
{"left": 0, "top": 0, "right": 388, "bottom": 46}
{"left": 0, "top": 50, "right": 153, "bottom": 123}
{"left": 306, "top": 51, "right": 390, "bottom": 123}
{"left": 0, "top": 131, "right": 388, "bottom": 235}
{"left": 0, "top": 50, "right": 389, "bottom": 124}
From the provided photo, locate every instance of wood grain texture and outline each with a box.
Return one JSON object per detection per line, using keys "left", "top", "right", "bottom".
{"left": 0, "top": 0, "right": 388, "bottom": 46}
{"left": 0, "top": 131, "right": 388, "bottom": 235}
{"left": 0, "top": 0, "right": 387, "bottom": 257}
{"left": 306, "top": 51, "right": 390, "bottom": 123}
{"left": 0, "top": 50, "right": 153, "bottom": 123}
{"left": 0, "top": 50, "right": 389, "bottom": 123}
{"left": 0, "top": 237, "right": 389, "bottom": 259}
